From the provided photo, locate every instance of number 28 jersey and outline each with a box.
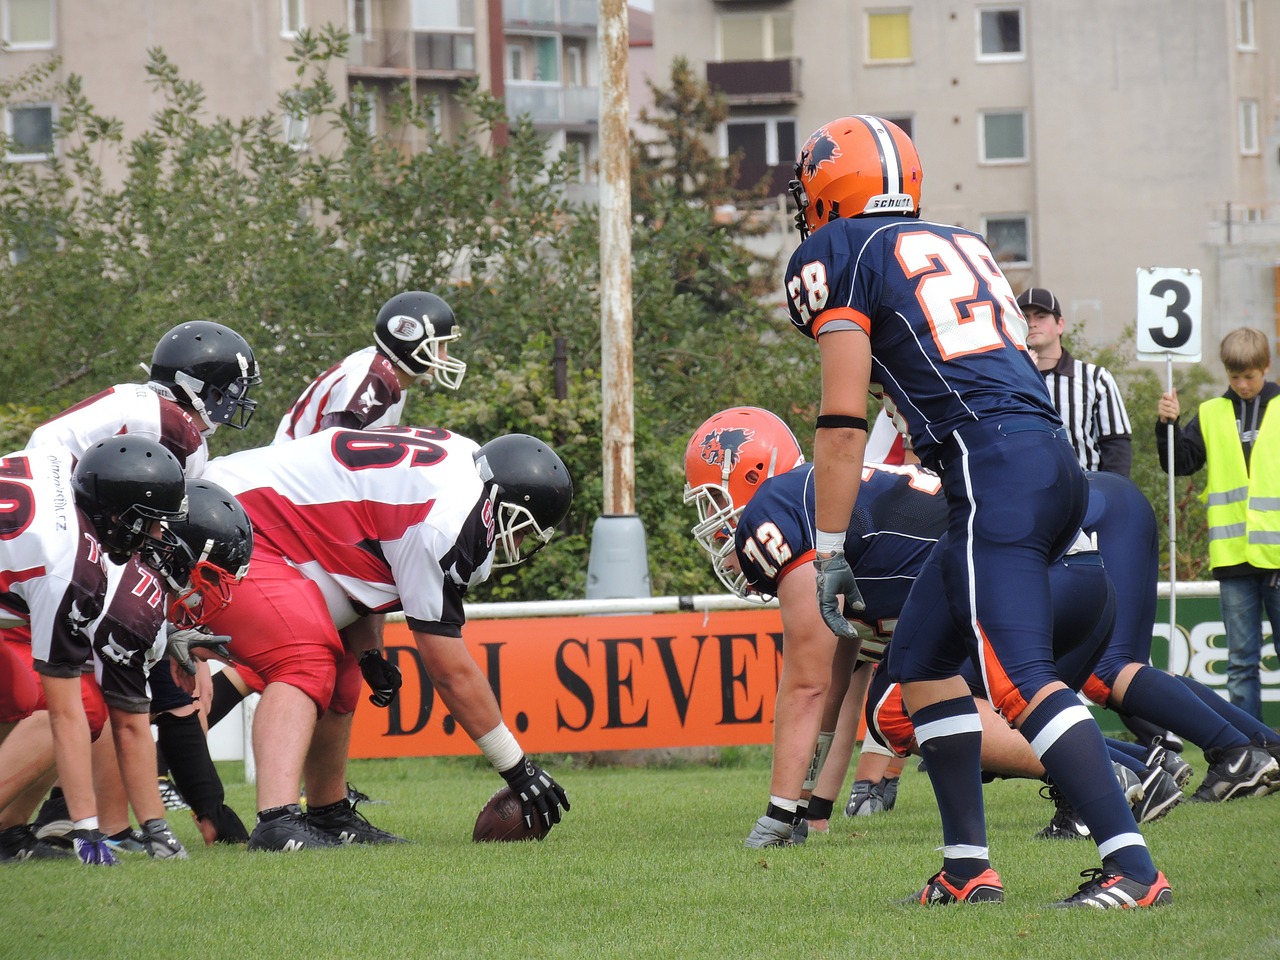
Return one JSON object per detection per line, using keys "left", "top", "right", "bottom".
{"left": 784, "top": 217, "right": 1058, "bottom": 466}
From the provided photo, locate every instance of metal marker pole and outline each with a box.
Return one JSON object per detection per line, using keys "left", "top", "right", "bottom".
{"left": 1166, "top": 353, "right": 1177, "bottom": 642}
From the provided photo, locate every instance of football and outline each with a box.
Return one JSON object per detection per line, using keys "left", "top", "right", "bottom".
{"left": 472, "top": 786, "right": 549, "bottom": 843}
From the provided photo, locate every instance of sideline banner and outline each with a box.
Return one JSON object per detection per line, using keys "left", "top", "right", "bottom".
{"left": 350, "top": 609, "right": 786, "bottom": 758}
{"left": 340, "top": 595, "right": 1279, "bottom": 759}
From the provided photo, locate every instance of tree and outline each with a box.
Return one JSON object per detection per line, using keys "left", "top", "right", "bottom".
{"left": 0, "top": 35, "right": 820, "bottom": 601}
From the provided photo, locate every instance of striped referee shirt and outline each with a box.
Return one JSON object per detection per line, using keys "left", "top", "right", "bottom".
{"left": 1040, "top": 348, "right": 1133, "bottom": 476}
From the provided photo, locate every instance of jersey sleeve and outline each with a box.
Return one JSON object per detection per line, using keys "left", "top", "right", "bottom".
{"left": 735, "top": 473, "right": 814, "bottom": 597}
{"left": 784, "top": 227, "right": 875, "bottom": 341}
{"left": 399, "top": 488, "right": 496, "bottom": 637}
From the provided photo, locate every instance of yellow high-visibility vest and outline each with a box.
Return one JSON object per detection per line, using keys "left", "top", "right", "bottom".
{"left": 1200, "top": 396, "right": 1280, "bottom": 569}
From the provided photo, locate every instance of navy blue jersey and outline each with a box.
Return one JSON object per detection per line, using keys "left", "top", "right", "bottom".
{"left": 735, "top": 462, "right": 946, "bottom": 636}
{"left": 784, "top": 217, "right": 1059, "bottom": 465}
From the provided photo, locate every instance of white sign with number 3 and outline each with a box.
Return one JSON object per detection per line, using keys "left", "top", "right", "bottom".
{"left": 1136, "top": 267, "right": 1202, "bottom": 363}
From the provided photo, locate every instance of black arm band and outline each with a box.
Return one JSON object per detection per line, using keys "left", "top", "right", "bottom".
{"left": 815, "top": 414, "right": 869, "bottom": 431}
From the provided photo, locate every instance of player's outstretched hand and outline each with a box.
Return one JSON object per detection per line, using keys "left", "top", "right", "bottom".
{"left": 499, "top": 756, "right": 570, "bottom": 831}
{"left": 814, "top": 552, "right": 865, "bottom": 641}
{"left": 166, "top": 627, "right": 233, "bottom": 676}
{"left": 358, "top": 649, "right": 403, "bottom": 708}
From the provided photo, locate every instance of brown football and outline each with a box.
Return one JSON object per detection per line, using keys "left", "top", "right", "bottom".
{"left": 472, "top": 786, "right": 549, "bottom": 842}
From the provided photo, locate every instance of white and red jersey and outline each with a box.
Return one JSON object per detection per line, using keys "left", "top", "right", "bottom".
{"left": 0, "top": 446, "right": 109, "bottom": 675}
{"left": 273, "top": 347, "right": 406, "bottom": 444}
{"left": 205, "top": 426, "right": 496, "bottom": 636}
{"left": 28, "top": 383, "right": 208, "bottom": 477}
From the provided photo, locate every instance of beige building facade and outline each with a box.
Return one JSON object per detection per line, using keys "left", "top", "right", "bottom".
{"left": 653, "top": 0, "right": 1280, "bottom": 363}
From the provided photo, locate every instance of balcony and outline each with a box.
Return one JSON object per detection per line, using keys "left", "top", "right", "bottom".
{"left": 346, "top": 30, "right": 411, "bottom": 76}
{"left": 705, "top": 58, "right": 801, "bottom": 105}
{"left": 504, "top": 0, "right": 597, "bottom": 28}
{"left": 413, "top": 32, "right": 478, "bottom": 76}
{"left": 506, "top": 81, "right": 599, "bottom": 126}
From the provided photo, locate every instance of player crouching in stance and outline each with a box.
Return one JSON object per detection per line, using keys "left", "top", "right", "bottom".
{"left": 784, "top": 116, "right": 1169, "bottom": 908}
{"left": 200, "top": 427, "right": 573, "bottom": 851}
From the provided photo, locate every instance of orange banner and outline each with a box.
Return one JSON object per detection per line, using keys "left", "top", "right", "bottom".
{"left": 349, "top": 609, "right": 787, "bottom": 757}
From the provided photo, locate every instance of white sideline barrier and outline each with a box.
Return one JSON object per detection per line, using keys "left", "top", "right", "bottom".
{"left": 211, "top": 582, "right": 1224, "bottom": 765}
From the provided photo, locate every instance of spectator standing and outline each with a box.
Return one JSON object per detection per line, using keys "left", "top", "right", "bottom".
{"left": 1157, "top": 326, "right": 1280, "bottom": 722}
{"left": 1018, "top": 287, "right": 1133, "bottom": 477}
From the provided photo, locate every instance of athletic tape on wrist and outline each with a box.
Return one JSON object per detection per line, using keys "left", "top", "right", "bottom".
{"left": 815, "top": 530, "right": 845, "bottom": 554}
{"left": 476, "top": 723, "right": 524, "bottom": 773}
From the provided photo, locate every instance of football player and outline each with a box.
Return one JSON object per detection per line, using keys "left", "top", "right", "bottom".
{"left": 200, "top": 426, "right": 573, "bottom": 851}
{"left": 273, "top": 290, "right": 465, "bottom": 443}
{"left": 0, "top": 438, "right": 188, "bottom": 865}
{"left": 785, "top": 117, "right": 1169, "bottom": 908}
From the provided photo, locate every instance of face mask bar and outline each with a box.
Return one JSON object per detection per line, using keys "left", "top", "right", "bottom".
{"left": 407, "top": 329, "right": 467, "bottom": 390}
{"left": 492, "top": 500, "right": 555, "bottom": 568}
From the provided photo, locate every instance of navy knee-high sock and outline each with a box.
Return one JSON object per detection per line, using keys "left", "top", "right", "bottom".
{"left": 1174, "top": 674, "right": 1278, "bottom": 745}
{"left": 1120, "top": 666, "right": 1247, "bottom": 752}
{"left": 1021, "top": 688, "right": 1156, "bottom": 883}
{"left": 1105, "top": 740, "right": 1145, "bottom": 777}
{"left": 911, "top": 696, "right": 988, "bottom": 879}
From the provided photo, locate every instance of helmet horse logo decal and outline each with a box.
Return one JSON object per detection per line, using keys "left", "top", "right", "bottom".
{"left": 802, "top": 131, "right": 842, "bottom": 177}
{"left": 699, "top": 427, "right": 755, "bottom": 471}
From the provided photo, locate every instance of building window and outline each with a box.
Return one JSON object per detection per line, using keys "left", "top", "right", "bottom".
{"left": 281, "top": 0, "right": 304, "bottom": 37}
{"left": 565, "top": 42, "right": 585, "bottom": 87}
{"left": 1240, "top": 99, "right": 1260, "bottom": 155}
{"left": 980, "top": 110, "right": 1026, "bottom": 162}
{"left": 724, "top": 117, "right": 797, "bottom": 167}
{"left": 983, "top": 215, "right": 1030, "bottom": 266}
{"left": 718, "top": 12, "right": 793, "bottom": 61}
{"left": 867, "top": 10, "right": 911, "bottom": 63}
{"left": 349, "top": 0, "right": 371, "bottom": 41}
{"left": 566, "top": 133, "right": 592, "bottom": 183}
{"left": 412, "top": 0, "right": 473, "bottom": 30}
{"left": 283, "top": 98, "right": 310, "bottom": 151}
{"left": 3, "top": 0, "right": 54, "bottom": 48}
{"left": 4, "top": 104, "right": 54, "bottom": 161}
{"left": 507, "top": 46, "right": 525, "bottom": 80}
{"left": 1237, "top": 0, "right": 1256, "bottom": 50}
{"left": 977, "top": 6, "right": 1023, "bottom": 60}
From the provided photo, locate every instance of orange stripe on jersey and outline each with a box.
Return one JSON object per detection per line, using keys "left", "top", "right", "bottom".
{"left": 812, "top": 306, "right": 871, "bottom": 338}
{"left": 1081, "top": 674, "right": 1111, "bottom": 707}
{"left": 976, "top": 622, "right": 1029, "bottom": 722}
{"left": 778, "top": 547, "right": 816, "bottom": 584}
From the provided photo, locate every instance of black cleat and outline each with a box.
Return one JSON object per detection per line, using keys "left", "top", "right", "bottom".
{"left": 307, "top": 798, "right": 408, "bottom": 845}
{"left": 248, "top": 804, "right": 341, "bottom": 852}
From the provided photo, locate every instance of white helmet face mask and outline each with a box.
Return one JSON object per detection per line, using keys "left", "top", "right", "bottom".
{"left": 492, "top": 500, "right": 555, "bottom": 569}
{"left": 406, "top": 323, "right": 467, "bottom": 390}
{"left": 682, "top": 482, "right": 757, "bottom": 601}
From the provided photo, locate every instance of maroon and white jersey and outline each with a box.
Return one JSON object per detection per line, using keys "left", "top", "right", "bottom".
{"left": 205, "top": 426, "right": 496, "bottom": 636}
{"left": 28, "top": 383, "right": 208, "bottom": 477}
{"left": 91, "top": 557, "right": 167, "bottom": 713}
{"left": 0, "top": 446, "right": 109, "bottom": 676}
{"left": 273, "top": 347, "right": 406, "bottom": 444}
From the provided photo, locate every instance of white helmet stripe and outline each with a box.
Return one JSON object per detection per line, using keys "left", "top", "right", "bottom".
{"left": 855, "top": 115, "right": 903, "bottom": 195}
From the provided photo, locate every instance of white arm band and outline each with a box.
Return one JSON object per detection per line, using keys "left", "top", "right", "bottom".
{"left": 475, "top": 723, "right": 524, "bottom": 772}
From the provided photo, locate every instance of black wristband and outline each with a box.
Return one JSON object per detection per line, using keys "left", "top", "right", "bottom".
{"left": 815, "top": 414, "right": 869, "bottom": 431}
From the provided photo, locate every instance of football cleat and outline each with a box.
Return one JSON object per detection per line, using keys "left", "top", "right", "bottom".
{"left": 306, "top": 798, "right": 408, "bottom": 845}
{"left": 1188, "top": 744, "right": 1280, "bottom": 802}
{"left": 877, "top": 776, "right": 900, "bottom": 811}
{"left": 0, "top": 824, "right": 74, "bottom": 861}
{"left": 1051, "top": 868, "right": 1172, "bottom": 909}
{"left": 104, "top": 828, "right": 149, "bottom": 855}
{"left": 1134, "top": 766, "right": 1184, "bottom": 824}
{"left": 69, "top": 828, "right": 121, "bottom": 866}
{"left": 901, "top": 868, "right": 1005, "bottom": 906}
{"left": 1114, "top": 762, "right": 1145, "bottom": 806}
{"left": 32, "top": 791, "right": 72, "bottom": 841}
{"left": 158, "top": 776, "right": 190, "bottom": 811}
{"left": 1036, "top": 782, "right": 1089, "bottom": 840}
{"left": 844, "top": 779, "right": 883, "bottom": 817}
{"left": 247, "top": 804, "right": 341, "bottom": 852}
{"left": 1143, "top": 736, "right": 1193, "bottom": 789}
{"left": 140, "top": 818, "right": 189, "bottom": 859}
{"left": 744, "top": 815, "right": 798, "bottom": 849}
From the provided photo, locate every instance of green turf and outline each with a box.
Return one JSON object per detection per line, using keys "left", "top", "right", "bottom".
{"left": 3, "top": 752, "right": 1278, "bottom": 960}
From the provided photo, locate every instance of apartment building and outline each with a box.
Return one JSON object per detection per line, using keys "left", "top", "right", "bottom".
{"left": 654, "top": 0, "right": 1280, "bottom": 360}
{"left": 1, "top": 0, "right": 602, "bottom": 191}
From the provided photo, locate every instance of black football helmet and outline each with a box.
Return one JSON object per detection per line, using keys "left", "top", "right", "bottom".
{"left": 474, "top": 434, "right": 573, "bottom": 567}
{"left": 149, "top": 321, "right": 261, "bottom": 432}
{"left": 152, "top": 480, "right": 254, "bottom": 629}
{"left": 373, "top": 291, "right": 466, "bottom": 390}
{"left": 71, "top": 437, "right": 189, "bottom": 565}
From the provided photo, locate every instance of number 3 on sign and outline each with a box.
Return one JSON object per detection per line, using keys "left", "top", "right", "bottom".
{"left": 1136, "top": 267, "right": 1202, "bottom": 363}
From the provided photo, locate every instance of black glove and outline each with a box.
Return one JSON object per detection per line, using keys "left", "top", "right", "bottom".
{"left": 814, "top": 552, "right": 865, "bottom": 641}
{"left": 500, "top": 756, "right": 570, "bottom": 830}
{"left": 166, "top": 627, "right": 234, "bottom": 676}
{"left": 358, "top": 649, "right": 402, "bottom": 708}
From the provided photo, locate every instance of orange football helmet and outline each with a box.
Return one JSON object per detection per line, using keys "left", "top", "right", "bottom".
{"left": 789, "top": 115, "right": 923, "bottom": 239}
{"left": 683, "top": 407, "right": 805, "bottom": 598}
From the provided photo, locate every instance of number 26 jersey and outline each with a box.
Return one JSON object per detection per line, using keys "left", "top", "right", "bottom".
{"left": 784, "top": 217, "right": 1059, "bottom": 466}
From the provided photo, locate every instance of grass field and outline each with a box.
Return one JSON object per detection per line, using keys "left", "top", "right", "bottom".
{"left": 2, "top": 749, "right": 1278, "bottom": 960}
